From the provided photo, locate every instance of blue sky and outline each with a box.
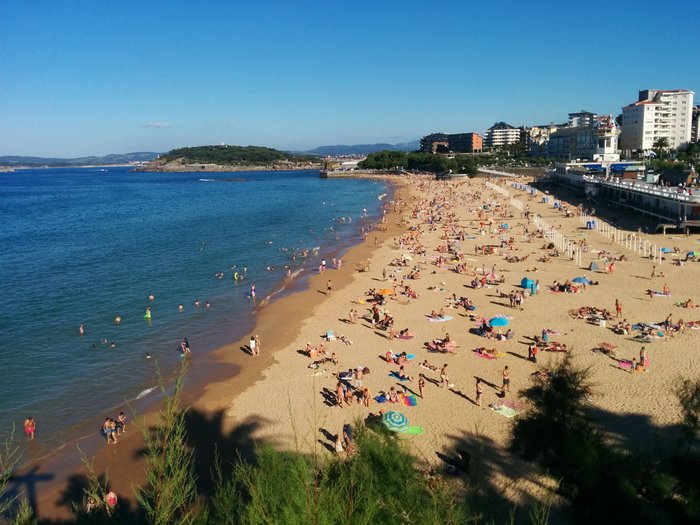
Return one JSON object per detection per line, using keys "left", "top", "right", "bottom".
{"left": 2, "top": 0, "right": 699, "bottom": 156}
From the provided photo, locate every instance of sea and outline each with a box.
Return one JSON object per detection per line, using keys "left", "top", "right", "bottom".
{"left": 0, "top": 166, "right": 390, "bottom": 458}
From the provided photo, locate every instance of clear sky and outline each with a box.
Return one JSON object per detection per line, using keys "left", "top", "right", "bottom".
{"left": 2, "top": 0, "right": 699, "bottom": 157}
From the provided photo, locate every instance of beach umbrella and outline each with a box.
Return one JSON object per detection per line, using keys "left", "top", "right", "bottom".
{"left": 489, "top": 317, "right": 509, "bottom": 328}
{"left": 377, "top": 289, "right": 394, "bottom": 296}
{"left": 382, "top": 410, "right": 410, "bottom": 433}
{"left": 661, "top": 247, "right": 673, "bottom": 253}
{"left": 571, "top": 276, "right": 590, "bottom": 284}
{"left": 688, "top": 252, "right": 696, "bottom": 257}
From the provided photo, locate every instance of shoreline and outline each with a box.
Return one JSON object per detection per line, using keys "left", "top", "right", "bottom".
{"left": 29, "top": 176, "right": 403, "bottom": 520}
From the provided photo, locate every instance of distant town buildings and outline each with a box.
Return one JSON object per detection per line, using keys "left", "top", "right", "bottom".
{"left": 415, "top": 87, "right": 698, "bottom": 162}
{"left": 619, "top": 89, "right": 694, "bottom": 153}
{"left": 484, "top": 122, "right": 520, "bottom": 149}
{"left": 419, "top": 132, "right": 483, "bottom": 153}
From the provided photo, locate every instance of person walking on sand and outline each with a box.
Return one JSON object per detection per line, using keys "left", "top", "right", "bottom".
{"left": 651, "top": 266, "right": 657, "bottom": 279}
{"left": 475, "top": 379, "right": 483, "bottom": 407}
{"left": 501, "top": 366, "right": 510, "bottom": 393}
{"left": 615, "top": 299, "right": 622, "bottom": 318}
{"left": 640, "top": 346, "right": 649, "bottom": 367}
{"left": 254, "top": 334, "right": 261, "bottom": 355}
{"left": 327, "top": 279, "right": 332, "bottom": 295}
{"left": 335, "top": 381, "right": 345, "bottom": 408}
{"left": 418, "top": 375, "right": 425, "bottom": 398}
{"left": 249, "top": 335, "right": 257, "bottom": 356}
{"left": 440, "top": 364, "right": 449, "bottom": 389}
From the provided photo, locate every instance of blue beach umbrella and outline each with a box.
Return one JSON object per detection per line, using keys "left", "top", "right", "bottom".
{"left": 382, "top": 411, "right": 410, "bottom": 433}
{"left": 571, "top": 276, "right": 591, "bottom": 284}
{"left": 688, "top": 252, "right": 696, "bottom": 257}
{"left": 489, "top": 317, "right": 509, "bottom": 328}
{"left": 660, "top": 247, "right": 673, "bottom": 253}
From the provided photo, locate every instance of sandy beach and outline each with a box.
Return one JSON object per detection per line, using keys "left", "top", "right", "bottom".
{"left": 33, "top": 174, "right": 700, "bottom": 519}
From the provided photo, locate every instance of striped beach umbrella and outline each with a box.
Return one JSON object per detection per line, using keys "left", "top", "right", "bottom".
{"left": 382, "top": 410, "right": 410, "bottom": 433}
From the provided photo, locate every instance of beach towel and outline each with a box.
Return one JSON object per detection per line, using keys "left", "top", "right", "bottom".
{"left": 374, "top": 395, "right": 388, "bottom": 403}
{"left": 653, "top": 292, "right": 671, "bottom": 297}
{"left": 426, "top": 315, "right": 453, "bottom": 322}
{"left": 400, "top": 394, "right": 418, "bottom": 407}
{"left": 490, "top": 404, "right": 518, "bottom": 418}
{"left": 389, "top": 372, "right": 411, "bottom": 381}
{"left": 397, "top": 334, "right": 414, "bottom": 340}
{"left": 473, "top": 349, "right": 498, "bottom": 360}
{"left": 402, "top": 426, "right": 424, "bottom": 435}
{"left": 311, "top": 370, "right": 325, "bottom": 377}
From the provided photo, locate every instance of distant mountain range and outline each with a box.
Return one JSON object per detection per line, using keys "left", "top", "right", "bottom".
{"left": 305, "top": 140, "right": 420, "bottom": 156}
{"left": 0, "top": 152, "right": 160, "bottom": 167}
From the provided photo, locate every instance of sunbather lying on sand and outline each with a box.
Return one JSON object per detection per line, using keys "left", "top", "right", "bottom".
{"left": 420, "top": 359, "right": 439, "bottom": 371}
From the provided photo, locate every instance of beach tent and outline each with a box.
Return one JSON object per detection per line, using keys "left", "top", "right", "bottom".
{"left": 572, "top": 276, "right": 591, "bottom": 284}
{"left": 520, "top": 277, "right": 535, "bottom": 289}
{"left": 589, "top": 261, "right": 600, "bottom": 272}
{"left": 489, "top": 317, "right": 509, "bottom": 328}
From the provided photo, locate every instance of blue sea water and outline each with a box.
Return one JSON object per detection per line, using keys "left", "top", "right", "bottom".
{"left": 0, "top": 167, "right": 388, "bottom": 452}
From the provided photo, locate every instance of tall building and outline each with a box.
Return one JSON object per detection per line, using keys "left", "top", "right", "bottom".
{"left": 484, "top": 122, "right": 520, "bottom": 149}
{"left": 692, "top": 105, "right": 700, "bottom": 143}
{"left": 619, "top": 89, "right": 694, "bottom": 153}
{"left": 447, "top": 132, "right": 483, "bottom": 153}
{"left": 568, "top": 110, "right": 597, "bottom": 128}
{"left": 419, "top": 133, "right": 449, "bottom": 153}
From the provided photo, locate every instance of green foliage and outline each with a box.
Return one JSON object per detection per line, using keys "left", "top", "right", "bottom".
{"left": 512, "top": 358, "right": 700, "bottom": 524}
{"left": 161, "top": 145, "right": 317, "bottom": 166}
{"left": 0, "top": 427, "right": 26, "bottom": 520}
{"left": 209, "top": 426, "right": 469, "bottom": 525}
{"left": 135, "top": 366, "right": 198, "bottom": 525}
{"left": 359, "top": 151, "right": 480, "bottom": 175}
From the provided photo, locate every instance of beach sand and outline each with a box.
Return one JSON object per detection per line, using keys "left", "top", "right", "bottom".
{"left": 33, "top": 175, "right": 700, "bottom": 519}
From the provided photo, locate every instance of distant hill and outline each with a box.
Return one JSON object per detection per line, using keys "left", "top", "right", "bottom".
{"left": 306, "top": 140, "right": 419, "bottom": 156}
{"left": 0, "top": 152, "right": 160, "bottom": 167}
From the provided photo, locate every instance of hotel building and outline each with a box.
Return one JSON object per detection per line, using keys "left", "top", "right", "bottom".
{"left": 619, "top": 89, "right": 694, "bottom": 153}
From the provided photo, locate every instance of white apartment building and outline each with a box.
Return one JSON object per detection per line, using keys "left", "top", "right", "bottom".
{"left": 620, "top": 89, "right": 694, "bottom": 153}
{"left": 484, "top": 122, "right": 520, "bottom": 149}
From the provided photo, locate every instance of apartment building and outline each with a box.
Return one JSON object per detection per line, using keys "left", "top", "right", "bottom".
{"left": 484, "top": 122, "right": 520, "bottom": 149}
{"left": 692, "top": 105, "right": 700, "bottom": 143}
{"left": 419, "top": 133, "right": 449, "bottom": 153}
{"left": 447, "top": 132, "right": 483, "bottom": 153}
{"left": 568, "top": 110, "right": 597, "bottom": 128}
{"left": 619, "top": 89, "right": 694, "bottom": 153}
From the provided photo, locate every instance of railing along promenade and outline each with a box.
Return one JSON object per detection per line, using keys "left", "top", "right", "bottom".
{"left": 484, "top": 180, "right": 583, "bottom": 267}
{"left": 486, "top": 176, "right": 664, "bottom": 264}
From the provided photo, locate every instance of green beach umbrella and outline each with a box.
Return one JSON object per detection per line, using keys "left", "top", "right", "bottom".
{"left": 382, "top": 410, "right": 410, "bottom": 433}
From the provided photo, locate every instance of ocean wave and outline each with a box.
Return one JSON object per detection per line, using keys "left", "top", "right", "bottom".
{"left": 136, "top": 386, "right": 158, "bottom": 400}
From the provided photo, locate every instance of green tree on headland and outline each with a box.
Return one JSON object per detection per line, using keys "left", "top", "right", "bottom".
{"left": 160, "top": 145, "right": 317, "bottom": 166}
